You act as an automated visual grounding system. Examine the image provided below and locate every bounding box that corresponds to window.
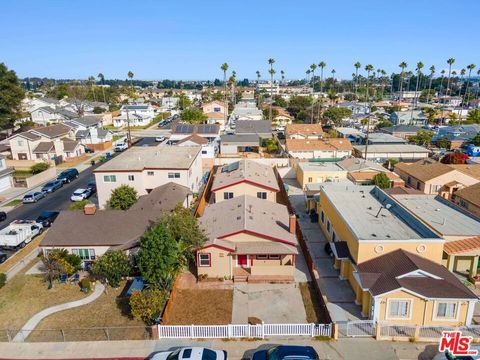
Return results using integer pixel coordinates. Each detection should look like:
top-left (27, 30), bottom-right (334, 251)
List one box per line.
top-left (388, 300), bottom-right (411, 319)
top-left (436, 302), bottom-right (457, 319)
top-left (416, 181), bottom-right (421, 190)
top-left (128, 175), bottom-right (135, 181)
top-left (308, 177), bottom-right (313, 183)
top-left (321, 211), bottom-right (325, 224)
top-left (223, 192), bottom-right (234, 200)
top-left (213, 107), bottom-right (221, 112)
top-left (256, 255), bottom-right (268, 260)
top-left (72, 248), bottom-right (96, 261)
top-left (147, 171), bottom-right (154, 176)
top-left (332, 231), bottom-right (336, 242)
top-left (168, 172), bottom-right (180, 179)
top-left (257, 192), bottom-right (267, 199)
top-left (103, 175), bottom-right (116, 182)
top-left (326, 220), bottom-right (331, 233)
top-left (407, 176), bottom-right (411, 185)
top-left (182, 349), bottom-right (192, 359)
top-left (199, 253), bottom-right (211, 267)
top-left (202, 150), bottom-right (207, 155)
top-left (269, 255), bottom-right (280, 260)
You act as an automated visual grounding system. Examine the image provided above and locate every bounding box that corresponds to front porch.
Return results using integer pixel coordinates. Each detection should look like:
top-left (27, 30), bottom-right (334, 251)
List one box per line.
top-left (444, 237), bottom-right (480, 285)
top-left (232, 266), bottom-right (294, 283)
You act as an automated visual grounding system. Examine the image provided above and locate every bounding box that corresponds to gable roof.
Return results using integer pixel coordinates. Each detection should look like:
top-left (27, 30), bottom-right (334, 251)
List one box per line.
top-left (357, 249), bottom-right (477, 299)
top-left (286, 138), bottom-right (353, 152)
top-left (448, 165), bottom-right (480, 181)
top-left (30, 124), bottom-right (72, 139)
top-left (338, 157), bottom-right (385, 172)
top-left (177, 134), bottom-right (209, 145)
top-left (32, 141), bottom-right (54, 154)
top-left (394, 159), bottom-right (454, 182)
top-left (63, 140), bottom-right (80, 152)
top-left (453, 182), bottom-right (480, 207)
top-left (211, 159), bottom-right (280, 192)
top-left (285, 124), bottom-right (324, 137)
top-left (381, 125), bottom-right (420, 134)
top-left (71, 116), bottom-right (101, 127)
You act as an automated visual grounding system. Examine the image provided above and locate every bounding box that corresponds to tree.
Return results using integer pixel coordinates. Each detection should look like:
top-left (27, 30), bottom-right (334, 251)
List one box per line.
top-left (426, 65), bottom-right (435, 103)
top-left (472, 133), bottom-right (480, 146)
top-left (318, 61), bottom-right (326, 93)
top-left (287, 95), bottom-right (312, 120)
top-left (263, 107), bottom-right (278, 119)
top-left (398, 62), bottom-right (408, 100)
top-left (463, 64), bottom-right (476, 107)
top-left (129, 289), bottom-right (165, 325)
top-left (41, 252), bottom-right (63, 288)
top-left (176, 93), bottom-right (192, 110)
top-left (423, 107), bottom-right (440, 124)
top-left (467, 109), bottom-right (480, 124)
top-left (436, 137), bottom-right (451, 149)
top-left (322, 107), bottom-right (352, 125)
top-left (409, 129), bottom-right (433, 146)
top-left (30, 162), bottom-right (49, 174)
top-left (412, 62), bottom-right (424, 110)
top-left (268, 58), bottom-right (276, 122)
top-left (180, 107), bottom-right (207, 124)
top-left (372, 173), bottom-right (391, 189)
top-left (108, 185), bottom-right (137, 210)
top-left (98, 72), bottom-right (107, 104)
top-left (0, 63), bottom-right (25, 128)
top-left (221, 63), bottom-right (229, 125)
top-left (91, 250), bottom-right (131, 287)
top-left (272, 95), bottom-right (287, 108)
top-left (441, 152), bottom-right (469, 164)
top-left (127, 71), bottom-right (134, 90)
top-left (445, 58), bottom-right (455, 101)
top-left (354, 62), bottom-right (361, 99)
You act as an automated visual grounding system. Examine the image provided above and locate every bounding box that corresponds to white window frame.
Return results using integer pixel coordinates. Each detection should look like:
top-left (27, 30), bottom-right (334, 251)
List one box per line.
top-left (198, 253), bottom-right (211, 267)
top-left (256, 255), bottom-right (268, 260)
top-left (433, 301), bottom-right (459, 322)
top-left (386, 298), bottom-right (413, 320)
top-left (103, 175), bottom-right (116, 182)
top-left (223, 192), bottom-right (234, 200)
top-left (168, 172), bottom-right (181, 179)
top-left (256, 192), bottom-right (267, 199)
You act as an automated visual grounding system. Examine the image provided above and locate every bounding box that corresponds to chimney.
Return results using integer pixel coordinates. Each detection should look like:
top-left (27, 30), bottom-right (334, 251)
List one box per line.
top-left (84, 203), bottom-right (97, 215)
top-left (289, 214), bottom-right (296, 234)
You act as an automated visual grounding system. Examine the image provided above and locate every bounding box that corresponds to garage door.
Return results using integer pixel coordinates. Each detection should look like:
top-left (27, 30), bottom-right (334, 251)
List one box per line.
top-left (0, 176), bottom-right (11, 192)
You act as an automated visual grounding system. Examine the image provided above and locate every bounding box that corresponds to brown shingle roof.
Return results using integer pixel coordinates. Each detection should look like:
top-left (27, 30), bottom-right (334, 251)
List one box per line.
top-left (177, 134), bottom-right (209, 145)
top-left (62, 140), bottom-right (80, 152)
top-left (31, 124), bottom-right (72, 139)
top-left (454, 183), bottom-right (480, 208)
top-left (357, 249), bottom-right (476, 299)
top-left (394, 159), bottom-right (454, 182)
top-left (32, 142), bottom-right (54, 153)
top-left (286, 124), bottom-right (324, 137)
top-left (448, 164), bottom-right (480, 181)
top-left (444, 236), bottom-right (480, 255)
top-left (286, 138), bottom-right (353, 152)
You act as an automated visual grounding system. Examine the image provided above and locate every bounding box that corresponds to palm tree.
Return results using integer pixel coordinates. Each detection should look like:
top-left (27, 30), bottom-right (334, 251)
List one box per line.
top-left (331, 69), bottom-right (336, 93)
top-left (231, 70), bottom-right (237, 105)
top-left (413, 62), bottom-right (424, 107)
top-left (256, 70), bottom-right (261, 83)
top-left (221, 63), bottom-right (229, 125)
top-left (306, 69), bottom-right (311, 83)
top-left (463, 64), bottom-right (476, 108)
top-left (97, 73), bottom-right (107, 104)
top-left (268, 58), bottom-right (275, 122)
top-left (398, 62), bottom-right (408, 101)
top-left (127, 71), bottom-right (134, 90)
top-left (354, 62), bottom-right (361, 100)
top-left (318, 61), bottom-right (326, 94)
top-left (280, 70), bottom-right (285, 84)
top-left (475, 69), bottom-right (480, 100)
top-left (310, 64), bottom-right (317, 122)
top-left (427, 66), bottom-right (435, 104)
top-left (446, 58), bottom-right (455, 98)
top-left (364, 64), bottom-right (374, 106)
top-left (380, 69), bottom-right (387, 99)
top-left (459, 68), bottom-right (466, 98)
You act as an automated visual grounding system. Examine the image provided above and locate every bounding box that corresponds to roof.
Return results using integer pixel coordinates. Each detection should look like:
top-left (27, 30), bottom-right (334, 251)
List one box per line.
top-left (394, 159), bottom-right (454, 182)
top-left (444, 236), bottom-right (480, 255)
top-left (357, 249), bottom-right (477, 299)
top-left (286, 138), bottom-right (353, 152)
top-left (30, 124), bottom-right (72, 139)
top-left (200, 195), bottom-right (297, 245)
top-left (234, 241), bottom-right (298, 255)
top-left (72, 116), bottom-right (101, 127)
top-left (383, 187), bottom-right (423, 195)
top-left (355, 133), bottom-right (407, 144)
top-left (235, 120), bottom-right (272, 135)
top-left (41, 183), bottom-right (190, 248)
top-left (381, 125), bottom-right (421, 134)
top-left (354, 144), bottom-right (430, 154)
top-left (338, 158), bottom-right (385, 172)
top-left (177, 134), bottom-right (208, 145)
top-left (32, 141), bottom-right (54, 153)
top-left (348, 170), bottom-right (399, 182)
top-left (14, 131), bottom-right (41, 141)
top-left (211, 159), bottom-right (280, 192)
top-left (297, 162), bottom-right (346, 173)
top-left (285, 124), bottom-right (324, 137)
top-left (392, 194), bottom-right (480, 237)
top-left (63, 140), bottom-right (80, 152)
top-left (334, 127), bottom-right (362, 136)
top-left (95, 146), bottom-right (201, 172)
top-left (454, 183), bottom-right (480, 208)
top-left (220, 134), bottom-right (260, 145)
top-left (205, 112), bottom-right (224, 120)
top-left (172, 123), bottom-right (219, 135)
top-left (448, 164), bottom-right (480, 181)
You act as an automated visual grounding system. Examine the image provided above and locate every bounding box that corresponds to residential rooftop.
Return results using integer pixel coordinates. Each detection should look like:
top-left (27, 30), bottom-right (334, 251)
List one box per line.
top-left (354, 144), bottom-right (430, 154)
top-left (297, 161), bottom-right (346, 173)
top-left (286, 138), bottom-right (353, 151)
top-left (394, 159), bottom-right (453, 182)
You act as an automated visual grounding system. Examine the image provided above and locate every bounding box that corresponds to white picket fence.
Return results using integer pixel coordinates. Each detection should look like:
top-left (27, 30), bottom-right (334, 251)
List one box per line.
top-left (157, 323), bottom-right (332, 339)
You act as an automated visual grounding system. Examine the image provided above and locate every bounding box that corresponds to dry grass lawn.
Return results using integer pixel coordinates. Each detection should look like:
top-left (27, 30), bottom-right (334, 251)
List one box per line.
top-left (164, 289), bottom-right (233, 325)
top-left (299, 282), bottom-right (329, 323)
top-left (0, 234), bottom-right (45, 273)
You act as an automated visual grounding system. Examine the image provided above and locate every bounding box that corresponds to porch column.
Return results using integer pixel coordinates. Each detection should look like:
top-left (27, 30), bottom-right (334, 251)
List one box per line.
top-left (447, 255), bottom-right (456, 272)
top-left (470, 256), bottom-right (479, 279)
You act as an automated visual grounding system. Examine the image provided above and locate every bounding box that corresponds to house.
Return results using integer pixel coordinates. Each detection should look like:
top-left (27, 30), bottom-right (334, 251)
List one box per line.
top-left (296, 162), bottom-right (347, 189)
top-left (256, 82), bottom-right (280, 95)
top-left (219, 134), bottom-right (260, 156)
top-left (394, 159), bottom-right (479, 195)
top-left (8, 124), bottom-right (83, 161)
top-left (390, 110), bottom-right (427, 126)
top-left (161, 97), bottom-right (179, 110)
top-left (235, 120), bottom-right (272, 139)
top-left (30, 107), bottom-right (78, 126)
top-left (205, 111), bottom-right (226, 126)
top-left (338, 157), bottom-right (404, 187)
top-left (452, 183), bottom-right (480, 217)
top-left (40, 183), bottom-right (192, 267)
top-left (0, 155), bottom-right (14, 192)
top-left (334, 127), bottom-right (362, 141)
top-left (120, 103), bottom-right (155, 120)
top-left (272, 108), bottom-right (293, 129)
top-left (112, 113), bottom-right (149, 128)
top-left (432, 124), bottom-right (480, 149)
top-left (380, 125), bottom-right (421, 140)
top-left (230, 101), bottom-right (263, 121)
top-left (195, 195), bottom-right (298, 282)
top-left (353, 144), bottom-right (431, 162)
top-left (351, 132), bottom-right (407, 145)
top-left (169, 124), bottom-right (220, 143)
top-left (285, 124), bottom-right (324, 139)
top-left (176, 134), bottom-right (217, 164)
top-left (285, 138), bottom-right (353, 160)
top-left (94, 146), bottom-right (202, 209)
top-left (211, 160), bottom-right (279, 203)
top-left (202, 101), bottom-right (225, 115)
top-left (64, 116), bottom-right (113, 149)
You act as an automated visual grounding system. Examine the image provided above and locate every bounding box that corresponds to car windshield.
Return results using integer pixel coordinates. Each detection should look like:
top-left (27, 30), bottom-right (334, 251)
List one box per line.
top-left (45, 182), bottom-right (54, 187)
top-left (201, 349), bottom-right (217, 360)
top-left (73, 190), bottom-right (85, 195)
top-left (24, 194), bottom-right (33, 198)
top-left (166, 349), bottom-right (181, 360)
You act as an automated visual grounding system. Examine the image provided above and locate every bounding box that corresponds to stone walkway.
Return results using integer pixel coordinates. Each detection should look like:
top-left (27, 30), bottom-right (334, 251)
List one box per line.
top-left (12, 283), bottom-right (105, 342)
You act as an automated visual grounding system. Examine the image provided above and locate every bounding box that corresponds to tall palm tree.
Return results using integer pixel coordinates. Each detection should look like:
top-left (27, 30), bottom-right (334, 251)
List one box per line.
top-left (221, 63), bottom-right (229, 125)
top-left (446, 58), bottom-right (455, 99)
top-left (354, 62), bottom-right (361, 100)
top-left (459, 68), bottom-right (466, 97)
top-left (256, 70), bottom-right (261, 83)
top-left (97, 73), bottom-right (107, 104)
top-left (364, 64), bottom-right (374, 106)
top-left (463, 64), bottom-right (476, 108)
top-left (280, 70), bottom-right (285, 84)
top-left (331, 69), bottom-right (336, 93)
top-left (380, 69), bottom-right (387, 99)
top-left (231, 70), bottom-right (237, 105)
top-left (310, 63), bottom-right (317, 122)
top-left (87, 76), bottom-right (97, 102)
top-left (306, 69), bottom-right (311, 83)
top-left (127, 71), bottom-right (134, 90)
top-left (398, 62), bottom-right (408, 101)
top-left (413, 62), bottom-right (424, 108)
top-left (318, 61), bottom-right (326, 93)
top-left (268, 58), bottom-right (275, 122)
top-left (475, 69), bottom-right (480, 100)
top-left (427, 66), bottom-right (435, 104)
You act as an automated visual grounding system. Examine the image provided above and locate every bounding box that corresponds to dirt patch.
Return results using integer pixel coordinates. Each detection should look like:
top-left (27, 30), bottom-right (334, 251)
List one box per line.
top-left (163, 289), bottom-right (233, 325)
top-left (299, 282), bottom-right (329, 323)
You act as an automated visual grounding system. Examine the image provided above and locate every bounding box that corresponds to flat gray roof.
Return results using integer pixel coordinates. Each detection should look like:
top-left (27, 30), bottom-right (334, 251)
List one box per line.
top-left (393, 195), bottom-right (480, 237)
top-left (354, 144), bottom-right (431, 153)
top-left (95, 146), bottom-right (200, 172)
top-left (220, 134), bottom-right (260, 145)
top-left (298, 162), bottom-right (347, 173)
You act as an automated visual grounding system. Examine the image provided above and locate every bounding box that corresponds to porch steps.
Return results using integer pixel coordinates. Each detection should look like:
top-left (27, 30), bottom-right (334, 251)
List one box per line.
top-left (233, 275), bottom-right (248, 282)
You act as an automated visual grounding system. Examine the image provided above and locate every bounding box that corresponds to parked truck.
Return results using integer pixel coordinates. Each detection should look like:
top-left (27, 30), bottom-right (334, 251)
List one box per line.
top-left (0, 220), bottom-right (43, 249)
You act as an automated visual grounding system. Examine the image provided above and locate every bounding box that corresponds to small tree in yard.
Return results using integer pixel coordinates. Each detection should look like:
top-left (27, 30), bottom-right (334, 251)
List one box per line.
top-left (372, 172), bottom-right (391, 189)
top-left (108, 185), bottom-right (137, 210)
top-left (91, 250), bottom-right (131, 287)
top-left (441, 152), bottom-right (469, 165)
top-left (30, 162), bottom-right (49, 174)
top-left (129, 289), bottom-right (165, 325)
top-left (68, 199), bottom-right (91, 210)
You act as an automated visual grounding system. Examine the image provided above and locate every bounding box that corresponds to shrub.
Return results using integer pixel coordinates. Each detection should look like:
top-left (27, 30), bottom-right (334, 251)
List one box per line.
top-left (30, 162), bottom-right (49, 175)
top-left (372, 172), bottom-right (391, 189)
top-left (0, 273), bottom-right (6, 288)
top-left (129, 289), bottom-right (165, 325)
top-left (108, 185), bottom-right (137, 210)
top-left (80, 278), bottom-right (91, 292)
top-left (64, 253), bottom-right (82, 272)
top-left (91, 250), bottom-right (131, 287)
top-left (69, 200), bottom-right (92, 210)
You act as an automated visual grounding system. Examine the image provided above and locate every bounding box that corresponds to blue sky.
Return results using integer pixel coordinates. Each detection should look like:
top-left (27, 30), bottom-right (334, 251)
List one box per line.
top-left (1, 0), bottom-right (478, 80)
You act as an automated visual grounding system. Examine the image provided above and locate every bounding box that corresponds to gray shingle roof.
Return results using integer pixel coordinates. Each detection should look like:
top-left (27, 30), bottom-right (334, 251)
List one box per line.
top-left (236, 120), bottom-right (272, 135)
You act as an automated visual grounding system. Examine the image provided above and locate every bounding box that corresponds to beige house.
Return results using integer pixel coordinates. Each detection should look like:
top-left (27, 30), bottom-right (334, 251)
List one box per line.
top-left (452, 183), bottom-right (480, 218)
top-left (211, 160), bottom-right (279, 203)
top-left (285, 138), bottom-right (353, 159)
top-left (338, 157), bottom-right (404, 187)
top-left (202, 101), bottom-right (226, 115)
top-left (94, 146), bottom-right (202, 209)
top-left (285, 124), bottom-right (324, 139)
top-left (195, 195), bottom-right (298, 282)
top-left (296, 162), bottom-right (347, 189)
top-left (394, 159), bottom-right (479, 196)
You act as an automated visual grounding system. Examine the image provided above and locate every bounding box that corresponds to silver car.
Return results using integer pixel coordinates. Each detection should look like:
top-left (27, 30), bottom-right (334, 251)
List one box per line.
top-left (22, 192), bottom-right (45, 204)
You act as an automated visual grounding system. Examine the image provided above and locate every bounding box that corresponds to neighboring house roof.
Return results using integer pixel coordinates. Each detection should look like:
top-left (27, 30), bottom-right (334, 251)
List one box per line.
top-left (30, 124), bottom-right (72, 139)
top-left (381, 125), bottom-right (421, 134)
top-left (71, 116), bottom-right (101, 127)
top-left (394, 159), bottom-right (455, 182)
top-left (13, 131), bottom-right (42, 141)
top-left (220, 134), bottom-right (260, 145)
top-left (56, 108), bottom-right (79, 119)
top-left (286, 138), bottom-right (353, 152)
top-left (448, 165), bottom-right (480, 181)
top-left (453, 182), bottom-right (480, 208)
top-left (41, 183), bottom-right (190, 248)
top-left (63, 140), bottom-right (80, 152)
top-left (338, 157), bottom-right (385, 172)
top-left (172, 123), bottom-right (220, 135)
top-left (200, 195), bottom-right (297, 246)
top-left (348, 170), bottom-right (400, 182)
top-left (357, 249), bottom-right (476, 299)
top-left (444, 236), bottom-right (480, 255)
top-left (211, 159), bottom-right (280, 192)
top-left (177, 134), bottom-right (209, 145)
top-left (354, 144), bottom-right (430, 154)
top-left (285, 124), bottom-right (324, 137)
top-left (383, 187), bottom-right (423, 196)
top-left (32, 141), bottom-right (54, 154)
top-left (205, 112), bottom-right (225, 120)
top-left (75, 130), bottom-right (89, 139)
top-left (235, 120), bottom-right (271, 135)
top-left (95, 146), bottom-right (201, 172)
top-left (203, 100), bottom-right (224, 107)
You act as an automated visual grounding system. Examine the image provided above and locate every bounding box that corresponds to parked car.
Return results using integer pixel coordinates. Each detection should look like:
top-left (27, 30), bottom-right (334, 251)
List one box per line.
top-left (41, 179), bottom-right (63, 193)
top-left (114, 142), bottom-right (128, 152)
top-left (0, 250), bottom-right (7, 264)
top-left (87, 180), bottom-right (96, 194)
top-left (0, 220), bottom-right (44, 249)
top-left (36, 211), bottom-right (59, 227)
top-left (57, 168), bottom-right (79, 184)
top-left (252, 346), bottom-right (319, 360)
top-left (0, 211), bottom-right (6, 222)
top-left (84, 147), bottom-right (95, 154)
top-left (70, 188), bottom-right (92, 201)
top-left (151, 347), bottom-right (227, 360)
top-left (22, 192), bottom-right (46, 204)
top-left (155, 136), bottom-right (166, 142)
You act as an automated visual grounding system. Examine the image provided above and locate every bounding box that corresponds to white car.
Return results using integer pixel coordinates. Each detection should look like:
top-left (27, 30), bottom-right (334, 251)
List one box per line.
top-left (70, 188), bottom-right (91, 202)
top-left (155, 136), bottom-right (166, 142)
top-left (114, 142), bottom-right (128, 152)
top-left (151, 347), bottom-right (227, 360)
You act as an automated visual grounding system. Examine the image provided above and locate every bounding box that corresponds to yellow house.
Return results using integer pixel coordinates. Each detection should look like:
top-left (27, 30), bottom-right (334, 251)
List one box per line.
top-left (295, 162), bottom-right (348, 189)
top-left (211, 160), bottom-right (279, 203)
top-left (195, 195), bottom-right (298, 282)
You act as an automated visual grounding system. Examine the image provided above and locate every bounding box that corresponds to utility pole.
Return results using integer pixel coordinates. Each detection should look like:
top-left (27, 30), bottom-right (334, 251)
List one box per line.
top-left (126, 107), bottom-right (132, 147)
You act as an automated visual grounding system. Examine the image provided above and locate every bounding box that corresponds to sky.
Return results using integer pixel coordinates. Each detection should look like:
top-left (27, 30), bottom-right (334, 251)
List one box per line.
top-left (1, 0), bottom-right (479, 81)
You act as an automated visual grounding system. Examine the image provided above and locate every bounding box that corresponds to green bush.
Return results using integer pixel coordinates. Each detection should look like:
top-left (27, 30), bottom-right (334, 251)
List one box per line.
top-left (68, 200), bottom-right (92, 210)
top-left (91, 250), bottom-right (131, 287)
top-left (30, 162), bottom-right (49, 175)
top-left (129, 289), bottom-right (164, 325)
top-left (108, 185), bottom-right (138, 210)
top-left (80, 278), bottom-right (91, 292)
top-left (0, 273), bottom-right (6, 288)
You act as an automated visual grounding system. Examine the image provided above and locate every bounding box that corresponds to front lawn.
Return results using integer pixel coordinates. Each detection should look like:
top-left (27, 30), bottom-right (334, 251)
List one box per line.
top-left (3, 199), bottom-right (22, 207)
top-left (163, 289), bottom-right (233, 325)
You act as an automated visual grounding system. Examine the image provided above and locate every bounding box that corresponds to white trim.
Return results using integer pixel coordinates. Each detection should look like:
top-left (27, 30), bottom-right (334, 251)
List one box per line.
top-left (432, 300), bottom-right (460, 322)
top-left (397, 270), bottom-right (443, 280)
top-left (374, 286), bottom-right (475, 302)
top-left (385, 298), bottom-right (413, 321)
top-left (466, 300), bottom-right (476, 326)
top-left (359, 238), bottom-right (444, 244)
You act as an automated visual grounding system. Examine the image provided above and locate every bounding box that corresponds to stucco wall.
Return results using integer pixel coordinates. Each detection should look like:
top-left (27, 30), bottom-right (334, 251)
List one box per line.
top-left (213, 182), bottom-right (277, 203)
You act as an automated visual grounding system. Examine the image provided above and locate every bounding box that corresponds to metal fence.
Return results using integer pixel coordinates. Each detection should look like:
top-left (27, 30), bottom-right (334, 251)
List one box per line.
top-left (346, 320), bottom-right (376, 337)
top-left (157, 323), bottom-right (332, 339)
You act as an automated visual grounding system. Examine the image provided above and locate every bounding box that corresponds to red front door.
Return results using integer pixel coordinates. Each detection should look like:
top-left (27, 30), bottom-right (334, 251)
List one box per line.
top-left (237, 255), bottom-right (248, 267)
